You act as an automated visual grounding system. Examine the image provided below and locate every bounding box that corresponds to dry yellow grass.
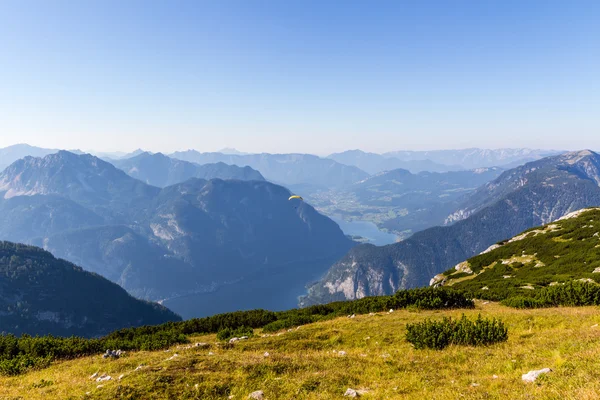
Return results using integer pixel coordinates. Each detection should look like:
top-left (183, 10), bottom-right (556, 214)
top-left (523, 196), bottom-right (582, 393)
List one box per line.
top-left (3, 302), bottom-right (600, 399)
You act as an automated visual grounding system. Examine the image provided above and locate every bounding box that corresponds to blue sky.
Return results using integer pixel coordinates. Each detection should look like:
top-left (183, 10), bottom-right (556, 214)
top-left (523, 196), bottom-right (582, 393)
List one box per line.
top-left (0, 0), bottom-right (598, 154)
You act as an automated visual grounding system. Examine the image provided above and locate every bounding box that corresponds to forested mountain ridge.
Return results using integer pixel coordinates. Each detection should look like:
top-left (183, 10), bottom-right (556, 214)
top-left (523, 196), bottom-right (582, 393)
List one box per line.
top-left (0, 241), bottom-right (180, 337)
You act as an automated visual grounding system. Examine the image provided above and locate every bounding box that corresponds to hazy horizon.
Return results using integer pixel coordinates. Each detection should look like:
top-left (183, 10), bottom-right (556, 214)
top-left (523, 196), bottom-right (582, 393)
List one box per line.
top-left (1, 1), bottom-right (598, 154)
top-left (0, 141), bottom-right (577, 158)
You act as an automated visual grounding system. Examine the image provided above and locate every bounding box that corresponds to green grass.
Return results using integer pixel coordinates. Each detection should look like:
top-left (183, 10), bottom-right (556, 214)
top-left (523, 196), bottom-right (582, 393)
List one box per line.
top-left (3, 303), bottom-right (600, 399)
top-left (0, 287), bottom-right (473, 376)
top-left (440, 208), bottom-right (600, 301)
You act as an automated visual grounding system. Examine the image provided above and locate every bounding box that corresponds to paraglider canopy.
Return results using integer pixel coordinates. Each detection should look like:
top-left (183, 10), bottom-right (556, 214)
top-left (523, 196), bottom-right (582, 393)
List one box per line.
top-left (288, 195), bottom-right (303, 201)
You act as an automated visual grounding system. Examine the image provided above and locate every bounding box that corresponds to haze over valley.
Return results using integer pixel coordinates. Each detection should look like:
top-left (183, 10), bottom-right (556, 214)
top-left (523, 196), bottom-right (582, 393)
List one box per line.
top-left (1, 2), bottom-right (599, 398)
top-left (1, 143), bottom-right (597, 319)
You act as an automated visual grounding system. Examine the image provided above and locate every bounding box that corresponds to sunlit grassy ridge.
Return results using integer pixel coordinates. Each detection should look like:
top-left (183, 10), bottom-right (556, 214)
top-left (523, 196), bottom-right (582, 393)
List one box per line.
top-left (436, 208), bottom-right (600, 300)
top-left (3, 303), bottom-right (600, 399)
top-left (0, 287), bottom-right (472, 376)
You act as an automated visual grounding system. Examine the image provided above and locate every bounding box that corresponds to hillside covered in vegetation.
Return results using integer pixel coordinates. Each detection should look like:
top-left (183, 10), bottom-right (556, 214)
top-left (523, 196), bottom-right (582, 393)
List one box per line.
top-left (3, 252), bottom-right (600, 398)
top-left (432, 208), bottom-right (600, 301)
top-left (3, 303), bottom-right (600, 399)
top-left (0, 242), bottom-right (181, 338)
top-left (0, 287), bottom-right (473, 376)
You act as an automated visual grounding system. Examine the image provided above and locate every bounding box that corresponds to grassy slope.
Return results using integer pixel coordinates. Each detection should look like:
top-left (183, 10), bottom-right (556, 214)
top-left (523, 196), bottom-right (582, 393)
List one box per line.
top-left (436, 208), bottom-right (600, 298)
top-left (3, 303), bottom-right (600, 399)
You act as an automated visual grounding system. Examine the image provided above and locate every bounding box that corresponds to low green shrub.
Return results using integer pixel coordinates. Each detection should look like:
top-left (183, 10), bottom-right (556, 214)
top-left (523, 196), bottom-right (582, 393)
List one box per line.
top-left (393, 287), bottom-right (475, 310)
top-left (321, 287), bottom-right (474, 317)
top-left (502, 281), bottom-right (600, 309)
top-left (535, 281), bottom-right (600, 306)
top-left (501, 296), bottom-right (546, 308)
top-left (216, 326), bottom-right (254, 341)
top-left (406, 314), bottom-right (508, 350)
top-left (262, 315), bottom-right (316, 333)
top-left (0, 354), bottom-right (51, 376)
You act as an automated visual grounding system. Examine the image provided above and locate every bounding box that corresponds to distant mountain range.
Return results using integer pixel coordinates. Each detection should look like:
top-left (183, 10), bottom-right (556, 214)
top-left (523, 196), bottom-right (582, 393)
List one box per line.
top-left (218, 148), bottom-right (250, 155)
top-left (90, 148), bottom-right (147, 160)
top-left (110, 152), bottom-right (265, 187)
top-left (1, 144), bottom-right (565, 179)
top-left (168, 150), bottom-right (370, 191)
top-left (302, 150), bottom-right (600, 306)
top-left (327, 150), bottom-right (462, 174)
top-left (0, 151), bottom-right (353, 318)
top-left (0, 144), bottom-right (60, 172)
top-left (0, 241), bottom-right (180, 337)
top-left (384, 148), bottom-right (563, 170)
top-left (1, 143), bottom-right (597, 320)
top-left (328, 148), bottom-right (563, 175)
top-left (307, 167), bottom-right (503, 237)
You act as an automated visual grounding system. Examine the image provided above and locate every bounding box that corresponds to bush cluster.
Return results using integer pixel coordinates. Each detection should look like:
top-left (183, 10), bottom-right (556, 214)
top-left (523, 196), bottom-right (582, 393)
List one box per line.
top-left (262, 315), bottom-right (315, 333)
top-left (500, 296), bottom-right (546, 308)
top-left (502, 281), bottom-right (600, 308)
top-left (0, 286), bottom-right (472, 375)
top-left (405, 314), bottom-right (508, 350)
top-left (265, 287), bottom-right (473, 333)
top-left (0, 330), bottom-right (187, 375)
top-left (216, 326), bottom-right (254, 341)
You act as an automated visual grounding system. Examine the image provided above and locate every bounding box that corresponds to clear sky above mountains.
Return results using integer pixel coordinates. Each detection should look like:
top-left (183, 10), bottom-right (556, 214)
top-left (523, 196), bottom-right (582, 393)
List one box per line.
top-left (1, 0), bottom-right (598, 154)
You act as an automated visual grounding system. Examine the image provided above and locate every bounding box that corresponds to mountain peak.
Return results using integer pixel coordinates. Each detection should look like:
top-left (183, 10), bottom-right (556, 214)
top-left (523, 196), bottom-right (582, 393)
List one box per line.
top-left (110, 153), bottom-right (265, 187)
top-left (0, 144), bottom-right (60, 172)
top-left (560, 149), bottom-right (597, 162)
top-left (169, 151), bottom-right (369, 188)
top-left (3, 143), bottom-right (38, 150)
top-left (15, 150), bottom-right (110, 171)
top-left (0, 151), bottom-right (158, 212)
top-left (132, 151), bottom-right (163, 159)
top-left (55, 149), bottom-right (85, 159)
top-left (218, 148), bottom-right (248, 155)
